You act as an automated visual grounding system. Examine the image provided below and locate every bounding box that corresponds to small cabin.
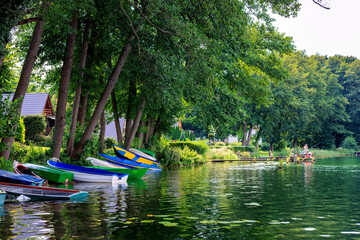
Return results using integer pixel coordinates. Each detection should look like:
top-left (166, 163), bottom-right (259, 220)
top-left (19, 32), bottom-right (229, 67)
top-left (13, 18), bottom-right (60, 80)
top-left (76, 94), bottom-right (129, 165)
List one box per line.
top-left (2, 93), bottom-right (55, 135)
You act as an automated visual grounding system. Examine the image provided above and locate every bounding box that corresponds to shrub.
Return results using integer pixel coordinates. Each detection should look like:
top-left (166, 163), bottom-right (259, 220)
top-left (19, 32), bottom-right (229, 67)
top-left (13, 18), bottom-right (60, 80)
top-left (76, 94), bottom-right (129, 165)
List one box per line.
top-left (15, 117), bottom-right (26, 143)
top-left (342, 136), bottom-right (358, 150)
top-left (230, 145), bottom-right (256, 153)
top-left (9, 141), bottom-right (27, 162)
top-left (154, 144), bottom-right (181, 167)
top-left (104, 137), bottom-right (117, 149)
top-left (206, 147), bottom-right (238, 160)
top-left (23, 115), bottom-right (46, 142)
top-left (169, 140), bottom-right (209, 155)
top-left (176, 146), bottom-right (204, 165)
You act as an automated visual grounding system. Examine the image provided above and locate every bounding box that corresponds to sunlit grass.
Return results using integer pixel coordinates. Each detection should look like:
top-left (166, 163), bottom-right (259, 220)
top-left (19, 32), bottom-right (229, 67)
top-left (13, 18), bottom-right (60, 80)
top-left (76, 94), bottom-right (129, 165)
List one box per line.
top-left (206, 147), bottom-right (238, 160)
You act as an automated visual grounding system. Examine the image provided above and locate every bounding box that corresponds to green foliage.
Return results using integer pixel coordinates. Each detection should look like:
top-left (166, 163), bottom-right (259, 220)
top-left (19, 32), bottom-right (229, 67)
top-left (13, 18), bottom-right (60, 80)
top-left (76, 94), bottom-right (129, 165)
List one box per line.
top-left (208, 133), bottom-right (215, 140)
top-left (0, 157), bottom-right (13, 172)
top-left (154, 144), bottom-right (181, 167)
top-left (9, 141), bottom-right (50, 165)
top-left (0, 93), bottom-right (21, 152)
top-left (230, 145), bottom-right (256, 153)
top-left (23, 115), bottom-right (46, 142)
top-left (206, 147), bottom-right (238, 160)
top-left (104, 137), bottom-right (117, 149)
top-left (342, 136), bottom-right (358, 150)
top-left (311, 149), bottom-right (353, 158)
top-left (168, 126), bottom-right (195, 141)
top-left (15, 116), bottom-right (26, 143)
top-left (169, 140), bottom-right (209, 155)
top-left (175, 146), bottom-right (204, 165)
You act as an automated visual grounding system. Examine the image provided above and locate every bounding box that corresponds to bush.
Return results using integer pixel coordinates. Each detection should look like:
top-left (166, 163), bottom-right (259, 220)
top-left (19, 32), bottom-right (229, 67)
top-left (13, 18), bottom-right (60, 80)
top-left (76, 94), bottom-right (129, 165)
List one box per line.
top-left (23, 115), bottom-right (46, 142)
top-left (230, 145), bottom-right (256, 153)
top-left (169, 140), bottom-right (209, 155)
top-left (154, 144), bottom-right (181, 167)
top-left (15, 117), bottom-right (26, 143)
top-left (206, 147), bottom-right (238, 160)
top-left (104, 137), bottom-right (117, 149)
top-left (176, 146), bottom-right (204, 165)
top-left (342, 136), bottom-right (358, 150)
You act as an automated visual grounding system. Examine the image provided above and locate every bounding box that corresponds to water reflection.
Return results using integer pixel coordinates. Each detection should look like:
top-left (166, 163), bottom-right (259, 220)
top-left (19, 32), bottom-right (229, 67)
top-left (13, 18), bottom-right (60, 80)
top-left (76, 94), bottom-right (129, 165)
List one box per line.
top-left (1, 158), bottom-right (360, 238)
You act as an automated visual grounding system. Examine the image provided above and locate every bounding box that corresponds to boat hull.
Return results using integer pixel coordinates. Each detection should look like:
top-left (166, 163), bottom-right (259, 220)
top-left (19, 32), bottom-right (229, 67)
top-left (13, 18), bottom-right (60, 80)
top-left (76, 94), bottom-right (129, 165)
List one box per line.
top-left (88, 166), bottom-right (148, 179)
top-left (0, 169), bottom-right (44, 186)
top-left (0, 182), bottom-right (88, 201)
top-left (99, 153), bottom-right (161, 171)
top-left (86, 157), bottom-right (124, 168)
top-left (113, 145), bottom-right (160, 166)
top-left (23, 163), bottom-right (74, 183)
top-left (47, 160), bottom-right (128, 183)
top-left (0, 192), bottom-right (5, 205)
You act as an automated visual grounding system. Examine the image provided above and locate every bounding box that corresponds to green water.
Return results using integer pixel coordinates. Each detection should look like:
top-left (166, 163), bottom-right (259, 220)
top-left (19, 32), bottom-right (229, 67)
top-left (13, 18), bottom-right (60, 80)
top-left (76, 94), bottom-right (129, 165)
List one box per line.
top-left (1, 157), bottom-right (360, 239)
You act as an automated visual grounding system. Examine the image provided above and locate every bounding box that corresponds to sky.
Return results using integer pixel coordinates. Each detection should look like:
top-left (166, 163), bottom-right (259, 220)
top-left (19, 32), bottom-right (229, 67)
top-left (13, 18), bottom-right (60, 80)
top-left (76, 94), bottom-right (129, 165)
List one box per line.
top-left (272, 0), bottom-right (360, 58)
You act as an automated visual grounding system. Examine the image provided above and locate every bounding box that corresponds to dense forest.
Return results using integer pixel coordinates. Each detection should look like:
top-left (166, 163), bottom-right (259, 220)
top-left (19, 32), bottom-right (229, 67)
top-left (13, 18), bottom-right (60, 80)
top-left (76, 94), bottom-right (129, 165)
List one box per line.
top-left (1, 0), bottom-right (359, 164)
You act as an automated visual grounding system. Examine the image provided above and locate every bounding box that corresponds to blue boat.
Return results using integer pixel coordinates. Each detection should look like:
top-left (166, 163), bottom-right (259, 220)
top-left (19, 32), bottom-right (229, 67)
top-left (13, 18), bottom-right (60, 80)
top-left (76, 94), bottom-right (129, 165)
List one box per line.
top-left (99, 153), bottom-right (162, 171)
top-left (47, 160), bottom-right (129, 183)
top-left (0, 169), bottom-right (44, 186)
top-left (0, 191), bottom-right (5, 205)
top-left (113, 145), bottom-right (160, 166)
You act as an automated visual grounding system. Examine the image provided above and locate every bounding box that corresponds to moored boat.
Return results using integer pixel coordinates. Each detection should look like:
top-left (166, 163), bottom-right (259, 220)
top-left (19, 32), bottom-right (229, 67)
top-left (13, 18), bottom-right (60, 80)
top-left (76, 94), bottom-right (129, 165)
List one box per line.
top-left (22, 163), bottom-right (74, 183)
top-left (0, 169), bottom-right (44, 186)
top-left (0, 191), bottom-right (5, 205)
top-left (136, 149), bottom-right (156, 159)
top-left (86, 157), bottom-right (123, 168)
top-left (13, 160), bottom-right (41, 178)
top-left (113, 145), bottom-right (160, 166)
top-left (99, 153), bottom-right (162, 171)
top-left (130, 148), bottom-right (156, 161)
top-left (47, 160), bottom-right (129, 183)
top-left (0, 182), bottom-right (88, 201)
top-left (86, 161), bottom-right (148, 179)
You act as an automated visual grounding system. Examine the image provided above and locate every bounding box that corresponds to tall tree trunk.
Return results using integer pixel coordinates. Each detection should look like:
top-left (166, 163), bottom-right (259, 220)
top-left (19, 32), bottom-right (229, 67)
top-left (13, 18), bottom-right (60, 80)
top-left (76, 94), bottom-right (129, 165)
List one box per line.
top-left (99, 110), bottom-right (106, 153)
top-left (111, 91), bottom-right (123, 144)
top-left (0, 42), bottom-right (6, 72)
top-left (152, 117), bottom-right (161, 139)
top-left (270, 143), bottom-right (274, 152)
top-left (144, 119), bottom-right (151, 145)
top-left (125, 78), bottom-right (136, 139)
top-left (241, 120), bottom-right (247, 146)
top-left (70, 34), bottom-right (136, 159)
top-left (246, 124), bottom-right (253, 146)
top-left (255, 126), bottom-right (262, 151)
top-left (146, 116), bottom-right (156, 144)
top-left (136, 119), bottom-right (145, 148)
top-left (125, 119), bottom-right (133, 141)
top-left (0, 20), bottom-right (44, 160)
top-left (78, 92), bottom-right (89, 127)
top-left (124, 98), bottom-right (146, 149)
top-left (66, 20), bottom-right (90, 155)
top-left (52, 13), bottom-right (78, 159)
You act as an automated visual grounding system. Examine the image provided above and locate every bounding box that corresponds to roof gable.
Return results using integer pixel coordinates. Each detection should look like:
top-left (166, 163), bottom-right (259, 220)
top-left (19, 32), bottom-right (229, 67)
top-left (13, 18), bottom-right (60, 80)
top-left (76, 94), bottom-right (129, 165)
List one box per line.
top-left (2, 93), bottom-right (54, 116)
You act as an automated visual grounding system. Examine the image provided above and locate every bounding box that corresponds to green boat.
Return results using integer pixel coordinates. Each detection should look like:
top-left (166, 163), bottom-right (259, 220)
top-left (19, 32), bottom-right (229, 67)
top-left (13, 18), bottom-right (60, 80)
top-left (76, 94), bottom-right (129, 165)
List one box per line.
top-left (87, 166), bottom-right (148, 179)
top-left (22, 163), bottom-right (74, 183)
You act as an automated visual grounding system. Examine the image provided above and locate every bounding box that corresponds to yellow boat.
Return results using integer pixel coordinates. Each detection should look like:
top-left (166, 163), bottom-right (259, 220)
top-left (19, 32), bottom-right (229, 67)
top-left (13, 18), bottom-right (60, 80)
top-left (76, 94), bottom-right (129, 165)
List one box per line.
top-left (113, 145), bottom-right (159, 166)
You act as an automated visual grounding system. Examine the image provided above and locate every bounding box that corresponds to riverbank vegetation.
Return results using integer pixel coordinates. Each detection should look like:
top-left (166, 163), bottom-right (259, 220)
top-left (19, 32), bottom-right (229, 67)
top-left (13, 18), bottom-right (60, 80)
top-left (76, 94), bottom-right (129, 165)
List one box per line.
top-left (1, 1), bottom-right (359, 169)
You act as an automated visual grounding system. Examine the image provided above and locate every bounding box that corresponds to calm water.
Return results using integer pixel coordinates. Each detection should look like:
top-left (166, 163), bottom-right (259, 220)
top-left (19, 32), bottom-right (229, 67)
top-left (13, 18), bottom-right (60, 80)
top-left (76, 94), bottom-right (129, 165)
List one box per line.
top-left (1, 157), bottom-right (360, 239)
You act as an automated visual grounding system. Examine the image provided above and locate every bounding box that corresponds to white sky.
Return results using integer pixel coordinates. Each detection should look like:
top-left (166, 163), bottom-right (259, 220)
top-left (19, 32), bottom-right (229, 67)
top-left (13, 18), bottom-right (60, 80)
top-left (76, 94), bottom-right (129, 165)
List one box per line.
top-left (272, 0), bottom-right (360, 58)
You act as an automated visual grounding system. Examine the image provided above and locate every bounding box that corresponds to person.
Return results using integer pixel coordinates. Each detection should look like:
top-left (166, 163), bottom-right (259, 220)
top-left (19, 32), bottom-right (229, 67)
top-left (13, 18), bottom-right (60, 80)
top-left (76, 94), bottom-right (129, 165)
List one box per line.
top-left (269, 150), bottom-right (273, 157)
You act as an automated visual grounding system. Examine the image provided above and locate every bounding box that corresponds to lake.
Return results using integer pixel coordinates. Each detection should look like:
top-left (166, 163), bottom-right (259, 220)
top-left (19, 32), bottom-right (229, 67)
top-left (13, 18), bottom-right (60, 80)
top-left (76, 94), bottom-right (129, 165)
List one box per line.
top-left (1, 157), bottom-right (360, 239)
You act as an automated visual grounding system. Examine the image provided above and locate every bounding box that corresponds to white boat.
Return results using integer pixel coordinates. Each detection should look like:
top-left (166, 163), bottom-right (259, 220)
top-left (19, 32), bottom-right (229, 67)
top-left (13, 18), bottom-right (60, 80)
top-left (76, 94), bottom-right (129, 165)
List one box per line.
top-left (129, 148), bottom-right (157, 161)
top-left (47, 160), bottom-right (128, 183)
top-left (86, 157), bottom-right (124, 168)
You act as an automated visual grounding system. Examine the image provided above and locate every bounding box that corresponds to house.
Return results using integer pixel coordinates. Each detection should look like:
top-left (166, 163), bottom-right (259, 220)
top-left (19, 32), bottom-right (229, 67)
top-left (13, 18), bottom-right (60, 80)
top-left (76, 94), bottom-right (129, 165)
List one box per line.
top-left (2, 93), bottom-right (55, 134)
top-left (105, 118), bottom-right (126, 139)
